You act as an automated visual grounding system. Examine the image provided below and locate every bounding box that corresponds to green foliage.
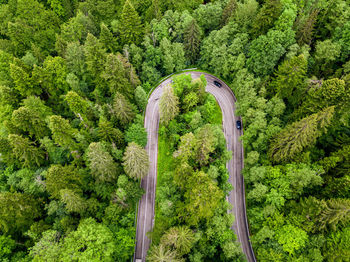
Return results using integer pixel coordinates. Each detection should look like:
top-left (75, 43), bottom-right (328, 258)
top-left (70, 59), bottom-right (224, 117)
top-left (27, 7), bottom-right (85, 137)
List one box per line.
top-left (184, 19), bottom-right (201, 64)
top-left (0, 192), bottom-right (41, 235)
top-left (125, 122), bottom-right (147, 147)
top-left (159, 85), bottom-right (180, 125)
top-left (8, 134), bottom-right (44, 167)
top-left (276, 224), bottom-right (308, 255)
top-left (122, 142), bottom-right (150, 180)
top-left (48, 115), bottom-right (78, 151)
top-left (86, 142), bottom-right (118, 183)
top-left (0, 235), bottom-right (15, 260)
top-left (119, 0), bottom-right (143, 46)
top-left (269, 106), bottom-right (335, 162)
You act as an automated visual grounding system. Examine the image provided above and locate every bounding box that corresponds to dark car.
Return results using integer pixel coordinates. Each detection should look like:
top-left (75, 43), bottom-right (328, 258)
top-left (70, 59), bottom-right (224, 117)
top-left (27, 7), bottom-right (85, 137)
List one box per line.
top-left (214, 80), bottom-right (222, 87)
top-left (236, 120), bottom-right (242, 130)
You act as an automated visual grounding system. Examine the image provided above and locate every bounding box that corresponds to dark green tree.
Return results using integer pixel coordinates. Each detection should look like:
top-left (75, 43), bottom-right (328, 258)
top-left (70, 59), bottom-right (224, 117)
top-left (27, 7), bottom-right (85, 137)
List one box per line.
top-left (184, 19), bottom-right (201, 64)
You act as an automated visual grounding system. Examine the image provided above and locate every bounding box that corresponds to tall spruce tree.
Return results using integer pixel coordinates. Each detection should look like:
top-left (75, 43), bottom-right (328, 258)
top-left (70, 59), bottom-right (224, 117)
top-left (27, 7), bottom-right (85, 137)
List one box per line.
top-left (119, 0), bottom-right (143, 46)
top-left (159, 85), bottom-right (179, 126)
top-left (184, 19), bottom-right (201, 64)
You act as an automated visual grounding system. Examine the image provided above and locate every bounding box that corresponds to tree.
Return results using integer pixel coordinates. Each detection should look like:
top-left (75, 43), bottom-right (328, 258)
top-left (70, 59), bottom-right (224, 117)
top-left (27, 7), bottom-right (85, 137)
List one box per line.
top-left (276, 224), bottom-right (308, 255)
top-left (247, 29), bottom-right (295, 76)
top-left (159, 85), bottom-right (179, 126)
top-left (113, 92), bottom-right (136, 124)
top-left (45, 164), bottom-right (83, 199)
top-left (84, 33), bottom-right (106, 84)
top-left (193, 2), bottom-right (222, 33)
top-left (8, 134), bottom-right (44, 167)
top-left (102, 53), bottom-right (134, 99)
top-left (269, 106), bottom-right (335, 162)
top-left (48, 115), bottom-right (78, 151)
top-left (270, 55), bottom-right (308, 107)
top-left (250, 0), bottom-right (283, 37)
top-left (184, 19), bottom-right (201, 64)
top-left (195, 124), bottom-right (217, 166)
top-left (60, 189), bottom-right (87, 214)
top-left (87, 142), bottom-right (118, 183)
top-left (221, 0), bottom-right (237, 26)
top-left (319, 199), bottom-right (350, 231)
top-left (125, 123), bottom-right (148, 147)
top-left (97, 118), bottom-right (124, 146)
top-left (0, 192), bottom-right (41, 235)
top-left (147, 244), bottom-right (183, 262)
top-left (119, 0), bottom-right (143, 46)
top-left (61, 218), bottom-right (116, 262)
top-left (0, 235), bottom-right (16, 261)
top-left (161, 226), bottom-right (195, 256)
top-left (29, 230), bottom-right (62, 262)
top-left (99, 23), bottom-right (118, 53)
top-left (122, 142), bottom-right (150, 180)
top-left (184, 171), bottom-right (223, 225)
top-left (64, 91), bottom-right (89, 117)
top-left (33, 56), bottom-right (69, 100)
top-left (173, 132), bottom-right (197, 162)
top-left (135, 86), bottom-right (148, 111)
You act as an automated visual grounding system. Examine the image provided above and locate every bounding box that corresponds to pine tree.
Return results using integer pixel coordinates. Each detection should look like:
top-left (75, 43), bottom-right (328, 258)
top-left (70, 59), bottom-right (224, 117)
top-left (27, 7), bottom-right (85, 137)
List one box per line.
top-left (113, 92), bottom-right (136, 125)
top-left (98, 118), bottom-right (124, 146)
top-left (184, 19), bottom-right (201, 64)
top-left (269, 106), bottom-right (335, 163)
top-left (119, 0), bottom-right (143, 46)
top-left (161, 226), bottom-right (195, 256)
top-left (147, 244), bottom-right (182, 262)
top-left (122, 142), bottom-right (150, 180)
top-left (87, 142), bottom-right (118, 183)
top-left (8, 134), bottom-right (44, 167)
top-left (195, 125), bottom-right (217, 166)
top-left (295, 9), bottom-right (319, 46)
top-left (159, 85), bottom-right (179, 126)
top-left (319, 199), bottom-right (350, 230)
top-left (99, 23), bottom-right (118, 53)
top-left (48, 115), bottom-right (78, 151)
top-left (45, 164), bottom-right (83, 199)
top-left (102, 53), bottom-right (133, 98)
top-left (84, 33), bottom-right (106, 83)
top-left (221, 0), bottom-right (237, 26)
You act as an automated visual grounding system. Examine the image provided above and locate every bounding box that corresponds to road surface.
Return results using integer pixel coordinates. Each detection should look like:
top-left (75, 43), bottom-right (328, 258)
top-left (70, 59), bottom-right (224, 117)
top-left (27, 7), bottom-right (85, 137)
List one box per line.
top-left (134, 72), bottom-right (256, 262)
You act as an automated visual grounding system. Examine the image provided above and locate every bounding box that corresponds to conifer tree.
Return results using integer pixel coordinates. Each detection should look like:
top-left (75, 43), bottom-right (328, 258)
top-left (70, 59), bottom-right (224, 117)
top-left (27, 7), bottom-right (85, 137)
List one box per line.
top-left (113, 92), bottom-right (136, 125)
top-left (119, 0), bottom-right (143, 46)
top-left (270, 55), bottom-right (308, 108)
top-left (0, 192), bottom-right (41, 235)
top-left (221, 0), bottom-right (237, 26)
top-left (319, 199), bottom-right (350, 231)
top-left (98, 118), bottom-right (124, 146)
top-left (161, 226), bottom-right (195, 256)
top-left (99, 23), bottom-right (118, 53)
top-left (87, 142), bottom-right (118, 183)
top-left (159, 85), bottom-right (179, 126)
top-left (184, 19), bottom-right (201, 64)
top-left (8, 134), bottom-right (44, 167)
top-left (147, 244), bottom-right (182, 262)
top-left (269, 106), bottom-right (335, 162)
top-left (48, 115), bottom-right (78, 151)
top-left (84, 33), bottom-right (106, 83)
top-left (122, 142), bottom-right (150, 180)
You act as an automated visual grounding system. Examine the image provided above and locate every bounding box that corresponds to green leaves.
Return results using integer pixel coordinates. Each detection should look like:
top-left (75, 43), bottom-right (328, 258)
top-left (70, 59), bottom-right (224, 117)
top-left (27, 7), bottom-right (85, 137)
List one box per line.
top-left (122, 142), bottom-right (150, 180)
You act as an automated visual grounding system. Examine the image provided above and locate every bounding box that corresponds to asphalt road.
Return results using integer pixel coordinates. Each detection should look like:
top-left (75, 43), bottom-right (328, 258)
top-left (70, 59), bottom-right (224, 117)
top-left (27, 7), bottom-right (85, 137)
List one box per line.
top-left (134, 72), bottom-right (256, 262)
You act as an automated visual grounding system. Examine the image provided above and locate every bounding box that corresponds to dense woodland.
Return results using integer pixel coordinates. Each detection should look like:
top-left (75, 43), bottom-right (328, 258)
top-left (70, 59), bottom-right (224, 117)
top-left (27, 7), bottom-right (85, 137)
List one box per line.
top-left (0, 0), bottom-right (349, 261)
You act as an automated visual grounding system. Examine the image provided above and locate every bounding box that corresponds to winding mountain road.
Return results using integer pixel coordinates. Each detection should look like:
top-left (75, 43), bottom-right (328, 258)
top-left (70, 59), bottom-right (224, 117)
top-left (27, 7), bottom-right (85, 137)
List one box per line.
top-left (134, 72), bottom-right (256, 262)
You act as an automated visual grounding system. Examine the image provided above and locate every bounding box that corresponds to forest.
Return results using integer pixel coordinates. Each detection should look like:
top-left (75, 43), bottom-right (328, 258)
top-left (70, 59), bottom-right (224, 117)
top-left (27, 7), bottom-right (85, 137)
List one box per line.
top-left (0, 0), bottom-right (349, 261)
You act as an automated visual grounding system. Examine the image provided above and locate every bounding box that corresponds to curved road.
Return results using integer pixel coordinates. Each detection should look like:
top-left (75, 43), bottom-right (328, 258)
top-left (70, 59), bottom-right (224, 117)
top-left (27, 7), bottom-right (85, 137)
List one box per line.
top-left (134, 72), bottom-right (256, 262)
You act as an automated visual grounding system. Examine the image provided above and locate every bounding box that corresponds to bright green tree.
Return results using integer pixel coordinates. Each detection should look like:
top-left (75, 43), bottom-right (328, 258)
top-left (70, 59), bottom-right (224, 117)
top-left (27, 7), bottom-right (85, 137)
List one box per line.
top-left (48, 115), bottom-right (78, 151)
top-left (119, 0), bottom-right (143, 46)
top-left (8, 134), bottom-right (44, 167)
top-left (45, 164), bottom-right (83, 199)
top-left (276, 224), bottom-right (308, 255)
top-left (122, 142), bottom-right (150, 180)
top-left (161, 226), bottom-right (195, 256)
top-left (113, 93), bottom-right (136, 124)
top-left (159, 85), bottom-right (179, 126)
top-left (87, 142), bottom-right (118, 183)
top-left (125, 123), bottom-right (147, 147)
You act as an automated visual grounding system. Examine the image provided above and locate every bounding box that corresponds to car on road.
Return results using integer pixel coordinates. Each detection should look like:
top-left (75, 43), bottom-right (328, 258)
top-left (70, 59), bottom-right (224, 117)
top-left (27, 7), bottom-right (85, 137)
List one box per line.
top-left (236, 120), bottom-right (242, 130)
top-left (214, 80), bottom-right (222, 87)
